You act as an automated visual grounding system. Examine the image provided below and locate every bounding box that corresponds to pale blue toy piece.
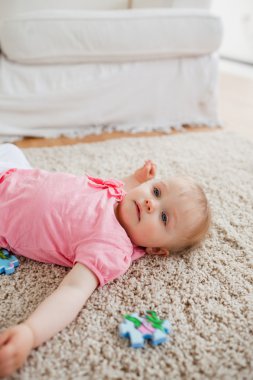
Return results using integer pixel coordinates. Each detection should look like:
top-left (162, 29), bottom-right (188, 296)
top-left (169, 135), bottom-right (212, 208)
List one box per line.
top-left (119, 319), bottom-right (144, 348)
top-left (162, 320), bottom-right (172, 334)
top-left (151, 320), bottom-right (172, 345)
top-left (151, 329), bottom-right (168, 346)
top-left (0, 248), bottom-right (19, 275)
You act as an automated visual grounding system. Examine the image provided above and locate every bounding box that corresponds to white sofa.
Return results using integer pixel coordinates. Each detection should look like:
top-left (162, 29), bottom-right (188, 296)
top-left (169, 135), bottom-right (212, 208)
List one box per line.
top-left (0, 0), bottom-right (222, 141)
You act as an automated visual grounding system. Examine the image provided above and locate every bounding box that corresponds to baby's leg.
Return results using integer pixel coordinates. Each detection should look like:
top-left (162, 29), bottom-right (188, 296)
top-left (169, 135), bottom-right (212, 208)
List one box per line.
top-left (0, 143), bottom-right (32, 171)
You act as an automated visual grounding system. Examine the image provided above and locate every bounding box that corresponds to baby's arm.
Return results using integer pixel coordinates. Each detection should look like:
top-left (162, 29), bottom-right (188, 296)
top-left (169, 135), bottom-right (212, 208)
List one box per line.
top-left (0, 263), bottom-right (98, 377)
top-left (123, 160), bottom-right (156, 192)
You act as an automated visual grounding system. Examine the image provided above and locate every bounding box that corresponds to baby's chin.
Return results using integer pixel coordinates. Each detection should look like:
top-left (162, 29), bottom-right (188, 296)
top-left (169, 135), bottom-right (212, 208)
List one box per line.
top-left (124, 230), bottom-right (144, 247)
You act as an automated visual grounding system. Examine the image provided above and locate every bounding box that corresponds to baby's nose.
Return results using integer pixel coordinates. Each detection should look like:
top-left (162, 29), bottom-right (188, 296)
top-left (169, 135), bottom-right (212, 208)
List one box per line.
top-left (145, 199), bottom-right (154, 213)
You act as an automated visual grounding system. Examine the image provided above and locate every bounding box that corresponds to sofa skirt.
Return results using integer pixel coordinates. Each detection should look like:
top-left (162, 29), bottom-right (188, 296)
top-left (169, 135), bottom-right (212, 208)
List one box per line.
top-left (0, 53), bottom-right (220, 141)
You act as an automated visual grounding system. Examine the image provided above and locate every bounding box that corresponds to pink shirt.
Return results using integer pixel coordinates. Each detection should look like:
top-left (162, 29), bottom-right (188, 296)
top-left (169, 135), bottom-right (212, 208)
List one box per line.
top-left (0, 169), bottom-right (145, 286)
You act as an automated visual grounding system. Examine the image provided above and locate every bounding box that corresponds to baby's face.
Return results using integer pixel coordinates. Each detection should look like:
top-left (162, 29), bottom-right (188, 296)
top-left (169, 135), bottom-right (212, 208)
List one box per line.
top-left (116, 178), bottom-right (188, 249)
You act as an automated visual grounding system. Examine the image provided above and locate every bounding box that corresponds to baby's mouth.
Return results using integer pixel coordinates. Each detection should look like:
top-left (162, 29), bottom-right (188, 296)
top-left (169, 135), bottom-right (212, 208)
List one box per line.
top-left (135, 201), bottom-right (141, 221)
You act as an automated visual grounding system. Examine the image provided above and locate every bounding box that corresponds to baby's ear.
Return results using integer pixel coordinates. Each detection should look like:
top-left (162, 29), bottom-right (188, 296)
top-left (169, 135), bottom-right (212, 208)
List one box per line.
top-left (145, 247), bottom-right (169, 256)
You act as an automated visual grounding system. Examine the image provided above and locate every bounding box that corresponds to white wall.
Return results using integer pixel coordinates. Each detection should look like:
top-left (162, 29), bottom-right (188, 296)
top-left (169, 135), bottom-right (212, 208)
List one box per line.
top-left (212, 0), bottom-right (253, 64)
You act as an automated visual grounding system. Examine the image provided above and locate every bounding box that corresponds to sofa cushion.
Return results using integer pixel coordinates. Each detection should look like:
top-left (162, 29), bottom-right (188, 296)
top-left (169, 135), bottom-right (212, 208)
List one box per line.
top-left (0, 9), bottom-right (222, 64)
top-left (0, 1), bottom-right (129, 22)
top-left (131, 0), bottom-right (211, 9)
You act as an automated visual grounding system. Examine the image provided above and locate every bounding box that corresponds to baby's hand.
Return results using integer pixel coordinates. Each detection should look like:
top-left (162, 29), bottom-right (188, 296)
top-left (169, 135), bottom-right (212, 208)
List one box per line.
top-left (134, 160), bottom-right (157, 184)
top-left (0, 324), bottom-right (34, 378)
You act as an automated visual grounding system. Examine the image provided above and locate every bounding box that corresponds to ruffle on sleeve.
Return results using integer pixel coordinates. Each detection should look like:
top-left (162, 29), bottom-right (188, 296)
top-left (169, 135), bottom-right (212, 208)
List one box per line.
top-left (0, 168), bottom-right (17, 184)
top-left (87, 175), bottom-right (126, 201)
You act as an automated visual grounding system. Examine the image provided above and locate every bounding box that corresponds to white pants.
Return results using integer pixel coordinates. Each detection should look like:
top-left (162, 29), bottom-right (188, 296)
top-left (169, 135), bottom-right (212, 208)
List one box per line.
top-left (0, 143), bottom-right (32, 172)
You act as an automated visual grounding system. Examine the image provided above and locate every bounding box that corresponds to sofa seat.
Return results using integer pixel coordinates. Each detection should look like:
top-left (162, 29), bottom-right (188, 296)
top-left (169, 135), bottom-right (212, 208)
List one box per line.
top-left (0, 5), bottom-right (222, 141)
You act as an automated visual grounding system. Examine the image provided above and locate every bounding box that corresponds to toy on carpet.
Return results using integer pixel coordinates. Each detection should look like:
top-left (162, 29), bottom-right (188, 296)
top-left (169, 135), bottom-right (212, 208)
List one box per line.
top-left (0, 248), bottom-right (19, 275)
top-left (119, 310), bottom-right (171, 348)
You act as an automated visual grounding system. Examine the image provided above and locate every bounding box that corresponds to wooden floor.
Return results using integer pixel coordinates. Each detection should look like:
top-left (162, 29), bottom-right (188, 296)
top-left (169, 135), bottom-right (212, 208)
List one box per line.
top-left (219, 72), bottom-right (253, 141)
top-left (15, 69), bottom-right (253, 149)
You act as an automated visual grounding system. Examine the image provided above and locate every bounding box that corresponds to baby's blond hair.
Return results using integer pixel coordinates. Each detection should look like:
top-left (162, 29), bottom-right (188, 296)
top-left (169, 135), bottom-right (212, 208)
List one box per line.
top-left (168, 176), bottom-right (211, 252)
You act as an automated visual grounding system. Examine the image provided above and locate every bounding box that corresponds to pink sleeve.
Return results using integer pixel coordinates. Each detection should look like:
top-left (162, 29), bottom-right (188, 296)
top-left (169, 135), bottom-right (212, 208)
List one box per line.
top-left (132, 246), bottom-right (146, 261)
top-left (74, 242), bottom-right (132, 287)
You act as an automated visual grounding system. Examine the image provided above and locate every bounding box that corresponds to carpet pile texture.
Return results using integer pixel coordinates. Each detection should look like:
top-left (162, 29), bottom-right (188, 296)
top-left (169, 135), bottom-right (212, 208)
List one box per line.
top-left (0, 131), bottom-right (252, 379)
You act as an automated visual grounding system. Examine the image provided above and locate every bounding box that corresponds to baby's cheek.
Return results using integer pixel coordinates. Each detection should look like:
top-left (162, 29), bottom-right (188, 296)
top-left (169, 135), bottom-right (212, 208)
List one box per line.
top-left (143, 224), bottom-right (157, 236)
top-left (133, 224), bottom-right (156, 238)
top-left (141, 225), bottom-right (160, 244)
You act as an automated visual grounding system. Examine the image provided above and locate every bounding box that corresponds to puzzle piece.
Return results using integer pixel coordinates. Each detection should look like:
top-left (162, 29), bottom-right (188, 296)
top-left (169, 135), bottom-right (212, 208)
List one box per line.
top-left (119, 311), bottom-right (172, 348)
top-left (138, 319), bottom-right (155, 338)
top-left (161, 319), bottom-right (172, 334)
top-left (119, 319), bottom-right (144, 348)
top-left (151, 329), bottom-right (168, 346)
top-left (0, 248), bottom-right (19, 275)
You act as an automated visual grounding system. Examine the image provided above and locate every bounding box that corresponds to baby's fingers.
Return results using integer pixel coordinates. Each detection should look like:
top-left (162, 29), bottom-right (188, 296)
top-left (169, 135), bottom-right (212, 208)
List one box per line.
top-left (149, 163), bottom-right (157, 178)
top-left (0, 343), bottom-right (14, 377)
top-left (0, 329), bottom-right (11, 347)
top-left (0, 356), bottom-right (15, 378)
top-left (145, 161), bottom-right (156, 179)
top-left (0, 337), bottom-right (14, 361)
top-left (134, 160), bottom-right (157, 183)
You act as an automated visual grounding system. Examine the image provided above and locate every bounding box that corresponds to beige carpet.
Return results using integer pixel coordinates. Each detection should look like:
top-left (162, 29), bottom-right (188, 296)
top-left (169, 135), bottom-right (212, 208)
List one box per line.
top-left (1, 131), bottom-right (252, 380)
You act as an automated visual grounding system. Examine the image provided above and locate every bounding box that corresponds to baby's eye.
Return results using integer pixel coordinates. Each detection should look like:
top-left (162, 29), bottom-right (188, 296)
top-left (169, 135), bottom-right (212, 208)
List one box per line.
top-left (161, 211), bottom-right (168, 225)
top-left (153, 187), bottom-right (161, 198)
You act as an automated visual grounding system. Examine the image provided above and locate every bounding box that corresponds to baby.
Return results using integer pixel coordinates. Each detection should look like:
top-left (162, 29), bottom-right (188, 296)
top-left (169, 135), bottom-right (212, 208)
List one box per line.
top-left (0, 144), bottom-right (211, 377)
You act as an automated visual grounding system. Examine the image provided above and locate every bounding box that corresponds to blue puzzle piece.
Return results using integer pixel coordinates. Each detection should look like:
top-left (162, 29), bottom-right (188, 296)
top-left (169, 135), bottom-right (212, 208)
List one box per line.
top-left (119, 319), bottom-right (144, 348)
top-left (151, 329), bottom-right (168, 346)
top-left (0, 248), bottom-right (19, 275)
top-left (119, 311), bottom-right (172, 348)
top-left (162, 320), bottom-right (172, 334)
